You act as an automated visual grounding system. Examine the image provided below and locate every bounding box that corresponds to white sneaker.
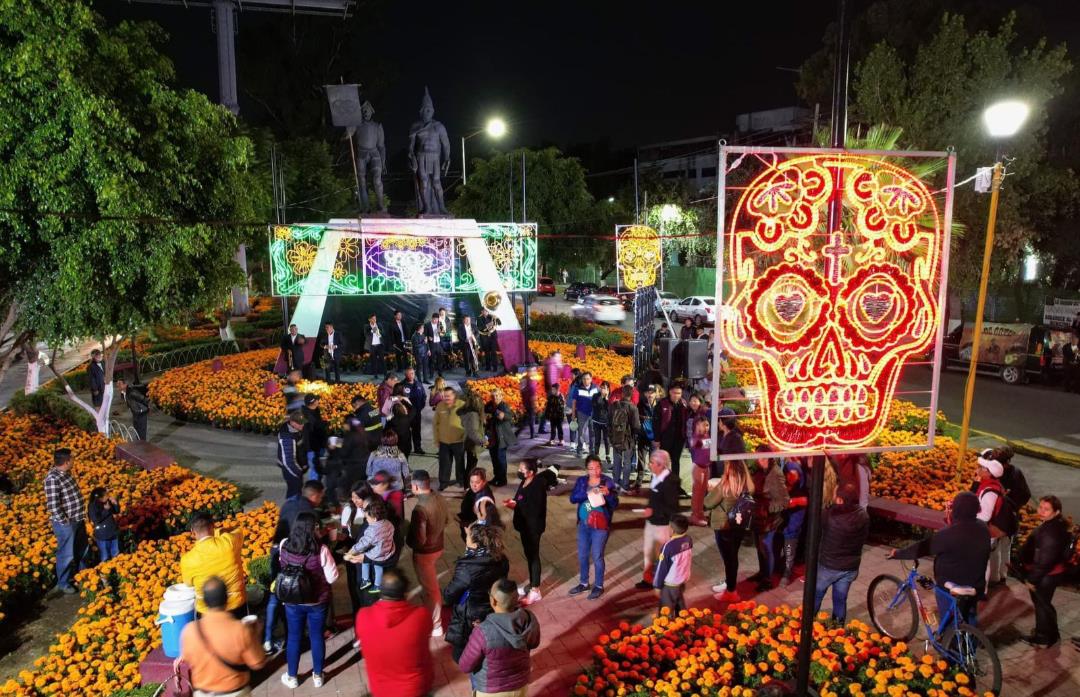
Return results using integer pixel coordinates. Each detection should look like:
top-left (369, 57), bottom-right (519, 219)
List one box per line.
top-left (431, 625), bottom-right (443, 637)
top-left (517, 585), bottom-right (527, 597)
top-left (312, 673), bottom-right (324, 688)
top-left (263, 640), bottom-right (273, 653)
top-left (524, 588), bottom-right (542, 605)
top-left (711, 582), bottom-right (727, 594)
top-left (281, 674), bottom-right (299, 689)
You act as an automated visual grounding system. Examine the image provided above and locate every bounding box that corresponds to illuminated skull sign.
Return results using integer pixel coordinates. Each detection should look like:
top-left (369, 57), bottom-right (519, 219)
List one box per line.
top-left (616, 225), bottom-right (662, 290)
top-left (722, 153), bottom-right (944, 450)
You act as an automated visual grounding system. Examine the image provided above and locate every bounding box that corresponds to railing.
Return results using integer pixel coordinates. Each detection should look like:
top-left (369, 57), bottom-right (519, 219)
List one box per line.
top-left (529, 331), bottom-right (609, 348)
top-left (107, 419), bottom-right (139, 442)
top-left (137, 340), bottom-right (241, 375)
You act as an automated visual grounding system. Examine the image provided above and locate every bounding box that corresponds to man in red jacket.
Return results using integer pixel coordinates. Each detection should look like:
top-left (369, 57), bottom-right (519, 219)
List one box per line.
top-left (355, 569), bottom-right (434, 697)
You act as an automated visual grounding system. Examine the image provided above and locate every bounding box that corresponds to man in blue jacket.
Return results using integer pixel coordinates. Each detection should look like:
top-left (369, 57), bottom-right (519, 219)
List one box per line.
top-left (569, 372), bottom-right (599, 457)
top-left (277, 411), bottom-right (306, 499)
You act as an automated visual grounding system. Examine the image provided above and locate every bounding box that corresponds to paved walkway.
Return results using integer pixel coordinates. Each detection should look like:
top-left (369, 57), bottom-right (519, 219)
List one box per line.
top-left (133, 372), bottom-right (1079, 697)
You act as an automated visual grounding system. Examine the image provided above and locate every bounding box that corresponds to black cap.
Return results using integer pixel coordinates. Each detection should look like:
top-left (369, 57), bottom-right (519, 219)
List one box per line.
top-left (304, 393), bottom-right (319, 405)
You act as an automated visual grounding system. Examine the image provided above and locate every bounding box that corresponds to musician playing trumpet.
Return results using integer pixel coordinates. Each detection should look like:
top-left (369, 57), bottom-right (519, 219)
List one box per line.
top-left (478, 307), bottom-right (501, 373)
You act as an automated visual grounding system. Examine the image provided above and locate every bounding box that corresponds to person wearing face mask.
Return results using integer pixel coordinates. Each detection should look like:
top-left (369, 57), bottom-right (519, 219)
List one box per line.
top-left (506, 459), bottom-right (547, 606)
top-left (443, 524), bottom-right (510, 661)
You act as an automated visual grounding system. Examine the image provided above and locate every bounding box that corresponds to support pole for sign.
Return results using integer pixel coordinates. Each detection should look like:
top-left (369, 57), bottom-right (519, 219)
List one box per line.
top-left (956, 161), bottom-right (1002, 466)
top-left (796, 0), bottom-right (849, 694)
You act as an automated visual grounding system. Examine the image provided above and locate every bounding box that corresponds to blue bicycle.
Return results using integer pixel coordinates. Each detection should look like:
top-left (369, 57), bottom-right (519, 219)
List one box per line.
top-left (867, 560), bottom-right (1002, 695)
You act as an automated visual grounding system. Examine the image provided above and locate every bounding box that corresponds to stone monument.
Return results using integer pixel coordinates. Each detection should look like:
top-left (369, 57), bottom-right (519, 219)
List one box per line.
top-left (408, 87), bottom-right (451, 216)
top-left (353, 100), bottom-right (387, 213)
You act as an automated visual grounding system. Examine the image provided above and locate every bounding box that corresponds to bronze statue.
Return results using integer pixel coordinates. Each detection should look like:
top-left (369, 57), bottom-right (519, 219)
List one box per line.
top-left (408, 87), bottom-right (451, 215)
top-left (354, 100), bottom-right (387, 213)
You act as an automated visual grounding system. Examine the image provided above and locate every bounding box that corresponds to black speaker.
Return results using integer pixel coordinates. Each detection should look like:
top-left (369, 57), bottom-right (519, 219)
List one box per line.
top-left (658, 337), bottom-right (679, 378)
top-left (686, 339), bottom-right (708, 379)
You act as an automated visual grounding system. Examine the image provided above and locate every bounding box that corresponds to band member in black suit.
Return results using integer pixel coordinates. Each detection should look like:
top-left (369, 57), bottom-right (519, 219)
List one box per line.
top-left (389, 310), bottom-right (409, 371)
top-left (477, 307), bottom-right (501, 372)
top-left (89, 349), bottom-right (106, 408)
top-left (320, 321), bottom-right (345, 383)
top-left (280, 323), bottom-right (301, 373)
top-left (459, 314), bottom-right (480, 378)
top-left (437, 307), bottom-right (452, 372)
top-left (363, 313), bottom-right (386, 377)
top-left (423, 312), bottom-right (444, 377)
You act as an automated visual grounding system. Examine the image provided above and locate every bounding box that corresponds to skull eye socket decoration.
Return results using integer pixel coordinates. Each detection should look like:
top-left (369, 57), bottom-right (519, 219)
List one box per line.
top-left (617, 225), bottom-right (663, 291)
top-left (722, 153), bottom-right (945, 450)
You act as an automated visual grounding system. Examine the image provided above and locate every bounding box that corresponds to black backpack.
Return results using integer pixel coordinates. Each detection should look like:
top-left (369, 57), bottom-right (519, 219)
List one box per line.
top-left (986, 490), bottom-right (1020, 538)
top-left (274, 544), bottom-right (315, 603)
top-left (609, 402), bottom-right (630, 444)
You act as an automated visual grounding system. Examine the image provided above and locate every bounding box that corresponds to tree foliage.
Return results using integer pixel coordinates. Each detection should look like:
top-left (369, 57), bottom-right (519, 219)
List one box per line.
top-left (851, 12), bottom-right (1075, 291)
top-left (0, 0), bottom-right (267, 346)
top-left (451, 148), bottom-right (598, 271)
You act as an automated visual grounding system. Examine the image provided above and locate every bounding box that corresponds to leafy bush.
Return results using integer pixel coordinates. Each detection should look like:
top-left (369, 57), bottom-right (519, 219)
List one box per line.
top-left (9, 387), bottom-right (96, 432)
top-left (247, 554), bottom-right (272, 588)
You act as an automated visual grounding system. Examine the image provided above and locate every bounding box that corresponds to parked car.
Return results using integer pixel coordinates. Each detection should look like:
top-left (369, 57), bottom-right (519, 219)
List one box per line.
top-left (538, 277), bottom-right (557, 296)
top-left (654, 291), bottom-right (680, 317)
top-left (941, 321), bottom-right (1064, 384)
top-left (571, 295), bottom-right (627, 324)
top-left (564, 282), bottom-right (599, 301)
top-left (672, 296), bottom-right (717, 324)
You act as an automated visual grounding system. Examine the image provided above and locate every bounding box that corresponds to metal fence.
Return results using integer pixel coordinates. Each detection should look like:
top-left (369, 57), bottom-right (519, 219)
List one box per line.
top-left (107, 419), bottom-right (138, 442)
top-left (137, 340), bottom-right (241, 375)
top-left (529, 331), bottom-right (609, 348)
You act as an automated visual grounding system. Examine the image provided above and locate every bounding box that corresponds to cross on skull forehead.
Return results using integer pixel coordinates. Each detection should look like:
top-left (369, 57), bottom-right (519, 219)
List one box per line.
top-left (722, 153), bottom-right (945, 450)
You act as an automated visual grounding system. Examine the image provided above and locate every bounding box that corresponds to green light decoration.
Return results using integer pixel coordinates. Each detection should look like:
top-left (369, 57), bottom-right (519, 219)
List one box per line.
top-left (269, 222), bottom-right (537, 296)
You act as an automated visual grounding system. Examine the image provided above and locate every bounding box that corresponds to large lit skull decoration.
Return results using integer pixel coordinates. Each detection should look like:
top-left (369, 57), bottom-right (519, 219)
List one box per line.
top-left (617, 225), bottom-right (662, 290)
top-left (722, 153), bottom-right (944, 449)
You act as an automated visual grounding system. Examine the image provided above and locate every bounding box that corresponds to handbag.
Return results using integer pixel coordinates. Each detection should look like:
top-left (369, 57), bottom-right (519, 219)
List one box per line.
top-left (585, 509), bottom-right (610, 530)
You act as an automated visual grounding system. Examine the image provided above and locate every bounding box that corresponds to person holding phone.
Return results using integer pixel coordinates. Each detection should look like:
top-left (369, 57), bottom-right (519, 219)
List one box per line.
top-left (568, 455), bottom-right (618, 600)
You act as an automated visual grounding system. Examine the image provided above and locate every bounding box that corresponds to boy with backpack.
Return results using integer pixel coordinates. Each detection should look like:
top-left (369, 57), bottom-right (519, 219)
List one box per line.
top-left (973, 455), bottom-right (1019, 587)
top-left (609, 385), bottom-right (641, 493)
top-left (653, 514), bottom-right (693, 612)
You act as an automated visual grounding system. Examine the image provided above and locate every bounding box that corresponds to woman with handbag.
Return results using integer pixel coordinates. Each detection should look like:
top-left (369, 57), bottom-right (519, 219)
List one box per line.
top-left (276, 512), bottom-right (339, 689)
top-left (568, 455), bottom-right (619, 600)
top-left (442, 524), bottom-right (510, 661)
top-left (704, 459), bottom-right (754, 603)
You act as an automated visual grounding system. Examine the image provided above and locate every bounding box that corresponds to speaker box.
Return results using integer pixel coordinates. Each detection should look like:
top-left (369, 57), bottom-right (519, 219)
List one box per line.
top-left (657, 337), bottom-right (679, 378)
top-left (685, 339), bottom-right (709, 379)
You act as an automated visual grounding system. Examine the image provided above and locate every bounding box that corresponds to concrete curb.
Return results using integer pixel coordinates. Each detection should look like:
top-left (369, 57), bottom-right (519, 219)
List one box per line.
top-left (1007, 439), bottom-right (1080, 469)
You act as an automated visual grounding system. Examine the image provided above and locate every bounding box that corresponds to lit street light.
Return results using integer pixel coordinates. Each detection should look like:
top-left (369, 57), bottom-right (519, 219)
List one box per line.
top-left (607, 196), bottom-right (615, 203)
top-left (957, 99), bottom-right (1030, 464)
top-left (462, 117), bottom-right (508, 185)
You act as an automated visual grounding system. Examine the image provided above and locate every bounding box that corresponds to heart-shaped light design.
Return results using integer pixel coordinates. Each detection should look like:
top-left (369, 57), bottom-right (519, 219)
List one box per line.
top-left (861, 292), bottom-right (893, 322)
top-left (774, 293), bottom-right (805, 322)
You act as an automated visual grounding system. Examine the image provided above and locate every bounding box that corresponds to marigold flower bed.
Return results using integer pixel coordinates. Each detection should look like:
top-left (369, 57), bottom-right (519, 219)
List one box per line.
top-left (466, 341), bottom-right (634, 416)
top-left (148, 348), bottom-right (377, 433)
top-left (0, 415), bottom-right (240, 623)
top-left (576, 603), bottom-right (988, 697)
top-left (0, 503), bottom-right (279, 697)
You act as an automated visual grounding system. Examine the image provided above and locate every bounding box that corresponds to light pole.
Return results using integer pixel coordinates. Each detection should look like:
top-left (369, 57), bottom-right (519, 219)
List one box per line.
top-left (461, 117), bottom-right (507, 186)
top-left (956, 99), bottom-right (1030, 465)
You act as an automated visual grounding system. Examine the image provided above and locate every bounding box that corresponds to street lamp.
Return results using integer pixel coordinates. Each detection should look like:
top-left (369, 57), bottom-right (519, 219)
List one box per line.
top-left (956, 99), bottom-right (1030, 464)
top-left (462, 117), bottom-right (508, 185)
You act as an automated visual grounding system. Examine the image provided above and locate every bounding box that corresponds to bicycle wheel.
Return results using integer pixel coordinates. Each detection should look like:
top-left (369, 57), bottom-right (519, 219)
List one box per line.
top-left (940, 623), bottom-right (1002, 696)
top-left (867, 574), bottom-right (918, 641)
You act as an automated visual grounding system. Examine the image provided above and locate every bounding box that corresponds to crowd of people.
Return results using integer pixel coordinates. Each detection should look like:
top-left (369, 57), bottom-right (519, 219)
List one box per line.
top-left (278, 305), bottom-right (502, 385)
top-left (38, 321), bottom-right (1077, 696)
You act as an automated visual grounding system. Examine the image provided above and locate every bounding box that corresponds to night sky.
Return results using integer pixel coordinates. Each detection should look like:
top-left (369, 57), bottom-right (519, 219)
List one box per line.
top-left (97, 0), bottom-right (830, 151)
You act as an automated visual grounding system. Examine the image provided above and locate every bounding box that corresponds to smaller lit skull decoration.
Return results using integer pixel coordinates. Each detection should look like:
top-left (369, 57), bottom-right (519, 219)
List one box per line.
top-left (722, 153), bottom-right (945, 450)
top-left (617, 225), bottom-right (662, 290)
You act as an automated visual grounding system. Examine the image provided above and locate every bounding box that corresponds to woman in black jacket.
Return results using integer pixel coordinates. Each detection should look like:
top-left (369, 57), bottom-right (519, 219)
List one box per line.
top-left (508, 458), bottom-right (547, 604)
top-left (1019, 495), bottom-right (1072, 646)
top-left (324, 417), bottom-right (369, 506)
top-left (442, 523), bottom-right (511, 660)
